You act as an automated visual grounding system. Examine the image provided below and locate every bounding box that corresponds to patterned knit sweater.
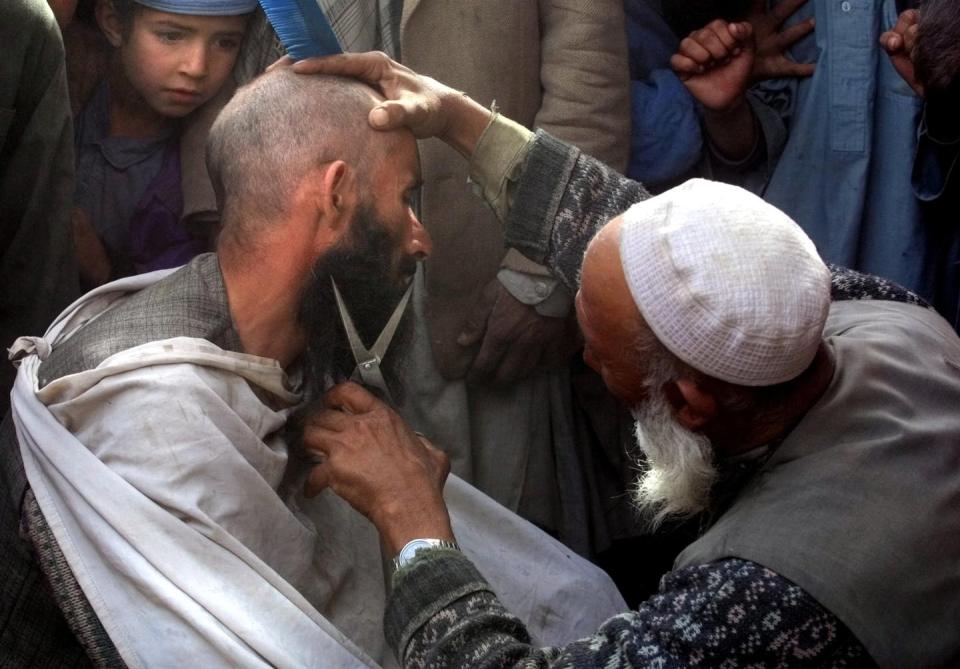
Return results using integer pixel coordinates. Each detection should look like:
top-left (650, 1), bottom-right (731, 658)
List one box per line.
top-left (382, 132), bottom-right (932, 669)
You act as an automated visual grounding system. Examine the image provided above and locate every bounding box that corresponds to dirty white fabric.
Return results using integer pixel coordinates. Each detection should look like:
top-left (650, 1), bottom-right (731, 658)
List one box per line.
top-left (11, 271), bottom-right (626, 668)
top-left (619, 178), bottom-right (832, 386)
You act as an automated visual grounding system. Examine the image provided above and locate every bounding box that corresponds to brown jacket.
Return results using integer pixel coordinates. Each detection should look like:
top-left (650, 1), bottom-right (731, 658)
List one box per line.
top-left (400, 0), bottom-right (630, 378)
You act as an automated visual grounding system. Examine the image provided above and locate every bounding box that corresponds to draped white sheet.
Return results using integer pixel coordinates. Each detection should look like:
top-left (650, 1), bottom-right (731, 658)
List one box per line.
top-left (11, 271), bottom-right (626, 668)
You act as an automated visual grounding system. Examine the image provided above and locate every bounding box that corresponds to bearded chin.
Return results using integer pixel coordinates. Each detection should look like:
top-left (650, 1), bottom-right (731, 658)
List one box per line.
top-left (630, 393), bottom-right (717, 530)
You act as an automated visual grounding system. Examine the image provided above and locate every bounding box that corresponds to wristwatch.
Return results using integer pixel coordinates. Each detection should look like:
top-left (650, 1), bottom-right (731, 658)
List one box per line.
top-left (392, 538), bottom-right (460, 573)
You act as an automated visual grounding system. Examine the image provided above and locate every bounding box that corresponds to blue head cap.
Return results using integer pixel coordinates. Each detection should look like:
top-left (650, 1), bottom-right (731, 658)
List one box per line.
top-left (134, 0), bottom-right (258, 15)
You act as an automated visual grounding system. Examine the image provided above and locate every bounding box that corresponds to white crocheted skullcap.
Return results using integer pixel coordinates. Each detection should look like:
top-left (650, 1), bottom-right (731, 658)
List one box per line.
top-left (618, 178), bottom-right (831, 387)
top-left (134, 0), bottom-right (258, 15)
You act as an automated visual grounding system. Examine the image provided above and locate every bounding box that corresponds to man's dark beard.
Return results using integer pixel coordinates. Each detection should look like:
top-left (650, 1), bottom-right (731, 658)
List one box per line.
top-left (295, 204), bottom-right (416, 403)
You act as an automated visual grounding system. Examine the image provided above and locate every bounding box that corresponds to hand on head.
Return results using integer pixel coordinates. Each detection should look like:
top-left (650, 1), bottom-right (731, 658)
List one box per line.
top-left (881, 9), bottom-right (924, 97)
top-left (302, 382), bottom-right (454, 554)
top-left (289, 51), bottom-right (456, 138)
top-left (278, 51), bottom-right (492, 157)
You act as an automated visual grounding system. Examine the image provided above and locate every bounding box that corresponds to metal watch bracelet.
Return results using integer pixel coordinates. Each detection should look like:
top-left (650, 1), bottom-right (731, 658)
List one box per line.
top-left (391, 538), bottom-right (461, 573)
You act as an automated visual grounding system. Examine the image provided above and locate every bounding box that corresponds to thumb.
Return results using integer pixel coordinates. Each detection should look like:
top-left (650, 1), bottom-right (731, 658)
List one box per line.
top-left (322, 381), bottom-right (380, 414)
top-left (730, 22), bottom-right (756, 50)
top-left (369, 105), bottom-right (398, 130)
top-left (305, 464), bottom-right (331, 498)
top-left (369, 98), bottom-right (431, 133)
top-left (457, 310), bottom-right (486, 347)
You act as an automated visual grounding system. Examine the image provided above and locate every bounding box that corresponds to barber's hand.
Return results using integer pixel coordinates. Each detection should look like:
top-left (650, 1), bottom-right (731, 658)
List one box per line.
top-left (747, 0), bottom-right (817, 82)
top-left (671, 21), bottom-right (756, 112)
top-left (303, 382), bottom-right (454, 554)
top-left (289, 52), bottom-right (492, 156)
top-left (457, 279), bottom-right (576, 386)
top-left (881, 9), bottom-right (923, 97)
top-left (72, 206), bottom-right (111, 287)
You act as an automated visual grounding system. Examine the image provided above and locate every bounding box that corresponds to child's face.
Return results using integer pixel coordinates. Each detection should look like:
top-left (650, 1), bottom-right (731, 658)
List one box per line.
top-left (119, 8), bottom-right (247, 118)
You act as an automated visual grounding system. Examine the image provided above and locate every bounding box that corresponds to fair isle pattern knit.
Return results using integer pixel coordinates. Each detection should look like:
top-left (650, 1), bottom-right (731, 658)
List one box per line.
top-left (506, 131), bottom-right (649, 292)
top-left (505, 131), bottom-right (935, 314)
top-left (387, 553), bottom-right (871, 669)
top-left (828, 264), bottom-right (930, 307)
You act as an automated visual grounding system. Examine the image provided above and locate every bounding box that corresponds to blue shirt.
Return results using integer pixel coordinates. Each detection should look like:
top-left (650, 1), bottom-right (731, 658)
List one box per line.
top-left (624, 0), bottom-right (702, 187)
top-left (745, 0), bottom-right (936, 300)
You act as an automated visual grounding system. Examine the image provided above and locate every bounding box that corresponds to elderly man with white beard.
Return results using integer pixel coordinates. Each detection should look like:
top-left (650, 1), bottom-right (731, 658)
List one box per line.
top-left (293, 53), bottom-right (960, 668)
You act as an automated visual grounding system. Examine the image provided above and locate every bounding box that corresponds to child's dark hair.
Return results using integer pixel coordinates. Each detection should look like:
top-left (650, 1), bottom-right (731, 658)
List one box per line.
top-left (79, 0), bottom-right (141, 32)
top-left (109, 0), bottom-right (141, 30)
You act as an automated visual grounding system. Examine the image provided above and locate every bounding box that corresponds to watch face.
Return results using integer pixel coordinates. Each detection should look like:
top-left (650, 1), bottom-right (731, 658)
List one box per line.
top-left (399, 539), bottom-right (433, 563)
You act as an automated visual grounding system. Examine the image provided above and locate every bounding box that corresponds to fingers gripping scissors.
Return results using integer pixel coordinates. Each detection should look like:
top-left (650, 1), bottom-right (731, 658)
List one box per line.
top-left (331, 277), bottom-right (413, 406)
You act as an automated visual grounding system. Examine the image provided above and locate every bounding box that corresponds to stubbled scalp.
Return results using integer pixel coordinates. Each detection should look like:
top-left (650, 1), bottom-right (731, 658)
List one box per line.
top-left (206, 69), bottom-right (383, 247)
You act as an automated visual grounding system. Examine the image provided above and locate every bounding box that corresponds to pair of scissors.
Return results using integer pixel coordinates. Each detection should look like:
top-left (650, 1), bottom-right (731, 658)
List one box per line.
top-left (331, 277), bottom-right (413, 406)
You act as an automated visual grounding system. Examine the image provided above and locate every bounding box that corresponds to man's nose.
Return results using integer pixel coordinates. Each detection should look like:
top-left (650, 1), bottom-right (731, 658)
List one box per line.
top-left (179, 42), bottom-right (209, 79)
top-left (407, 214), bottom-right (433, 259)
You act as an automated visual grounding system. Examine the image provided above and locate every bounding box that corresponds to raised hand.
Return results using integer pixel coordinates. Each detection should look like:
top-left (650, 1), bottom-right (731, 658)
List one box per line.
top-left (748, 0), bottom-right (817, 82)
top-left (671, 20), bottom-right (756, 112)
top-left (880, 9), bottom-right (923, 96)
top-left (288, 51), bottom-right (492, 156)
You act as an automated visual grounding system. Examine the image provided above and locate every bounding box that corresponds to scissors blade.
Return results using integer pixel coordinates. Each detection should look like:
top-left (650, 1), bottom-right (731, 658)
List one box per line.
top-left (368, 281), bottom-right (413, 360)
top-left (331, 277), bottom-right (398, 403)
top-left (331, 277), bottom-right (372, 363)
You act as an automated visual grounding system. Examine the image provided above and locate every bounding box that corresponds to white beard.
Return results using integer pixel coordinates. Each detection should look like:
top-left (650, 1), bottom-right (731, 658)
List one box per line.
top-left (630, 392), bottom-right (717, 529)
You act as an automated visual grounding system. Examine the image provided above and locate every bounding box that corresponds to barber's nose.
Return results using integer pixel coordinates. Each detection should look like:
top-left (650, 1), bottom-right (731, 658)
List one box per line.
top-left (407, 213), bottom-right (433, 259)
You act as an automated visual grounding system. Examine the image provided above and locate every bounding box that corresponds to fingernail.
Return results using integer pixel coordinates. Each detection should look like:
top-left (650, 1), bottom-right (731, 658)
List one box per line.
top-left (370, 107), bottom-right (389, 127)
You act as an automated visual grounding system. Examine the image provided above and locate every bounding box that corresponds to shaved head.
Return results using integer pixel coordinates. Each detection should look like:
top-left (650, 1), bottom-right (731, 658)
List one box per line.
top-left (206, 68), bottom-right (385, 246)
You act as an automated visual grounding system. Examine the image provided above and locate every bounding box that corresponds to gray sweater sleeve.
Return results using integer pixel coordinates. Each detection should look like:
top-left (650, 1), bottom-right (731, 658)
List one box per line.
top-left (384, 552), bottom-right (871, 669)
top-left (504, 131), bottom-right (650, 292)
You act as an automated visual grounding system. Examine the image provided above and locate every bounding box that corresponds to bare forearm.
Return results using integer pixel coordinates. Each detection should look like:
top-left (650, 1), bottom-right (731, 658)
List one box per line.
top-left (374, 498), bottom-right (455, 556)
top-left (436, 90), bottom-right (494, 160)
top-left (703, 96), bottom-right (758, 162)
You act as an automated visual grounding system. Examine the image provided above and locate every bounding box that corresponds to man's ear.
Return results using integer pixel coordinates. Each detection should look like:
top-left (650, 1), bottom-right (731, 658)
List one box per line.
top-left (95, 0), bottom-right (124, 47)
top-left (323, 160), bottom-right (351, 216)
top-left (311, 160), bottom-right (355, 244)
top-left (663, 378), bottom-right (718, 431)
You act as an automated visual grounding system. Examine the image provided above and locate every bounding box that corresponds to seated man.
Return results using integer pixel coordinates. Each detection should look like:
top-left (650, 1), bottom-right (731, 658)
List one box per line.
top-left (294, 53), bottom-right (960, 668)
top-left (1, 68), bottom-right (625, 667)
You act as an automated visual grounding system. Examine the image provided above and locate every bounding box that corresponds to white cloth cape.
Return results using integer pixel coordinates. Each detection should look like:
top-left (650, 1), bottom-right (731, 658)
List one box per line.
top-left (10, 270), bottom-right (626, 668)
